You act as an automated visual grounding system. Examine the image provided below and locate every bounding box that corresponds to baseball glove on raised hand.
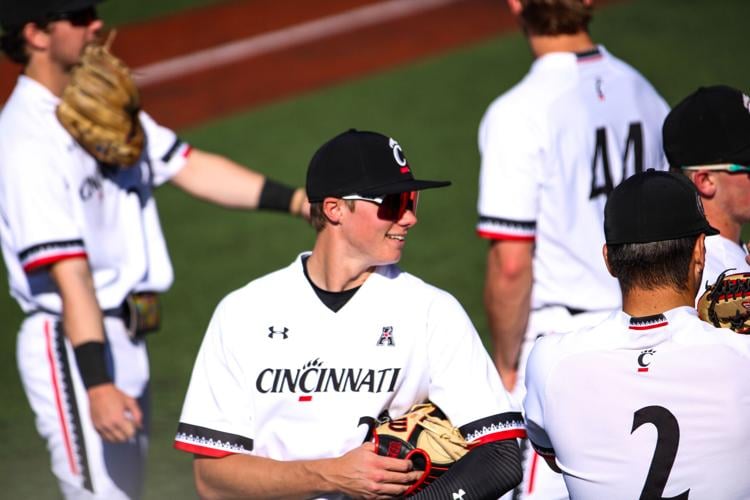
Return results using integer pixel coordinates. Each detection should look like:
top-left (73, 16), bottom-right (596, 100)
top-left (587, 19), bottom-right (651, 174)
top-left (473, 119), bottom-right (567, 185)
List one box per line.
top-left (697, 270), bottom-right (750, 334)
top-left (373, 402), bottom-right (469, 496)
top-left (56, 32), bottom-right (144, 166)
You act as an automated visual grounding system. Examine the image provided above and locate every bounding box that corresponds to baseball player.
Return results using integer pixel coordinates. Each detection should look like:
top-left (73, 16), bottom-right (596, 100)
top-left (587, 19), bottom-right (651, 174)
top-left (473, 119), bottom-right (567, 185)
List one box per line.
top-left (663, 85), bottom-right (750, 291)
top-left (476, 1), bottom-right (669, 497)
top-left (0, 2), bottom-right (307, 499)
top-left (174, 129), bottom-right (526, 499)
top-left (524, 169), bottom-right (750, 499)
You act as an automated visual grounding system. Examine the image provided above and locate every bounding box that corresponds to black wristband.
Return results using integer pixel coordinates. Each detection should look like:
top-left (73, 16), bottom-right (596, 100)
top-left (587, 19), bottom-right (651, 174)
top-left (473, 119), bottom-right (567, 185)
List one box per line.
top-left (258, 178), bottom-right (296, 212)
top-left (74, 341), bottom-right (113, 389)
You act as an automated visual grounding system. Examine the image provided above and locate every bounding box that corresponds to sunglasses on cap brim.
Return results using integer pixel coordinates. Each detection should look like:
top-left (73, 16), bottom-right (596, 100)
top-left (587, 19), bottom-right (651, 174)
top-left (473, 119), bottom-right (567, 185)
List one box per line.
top-left (45, 6), bottom-right (99, 27)
top-left (681, 163), bottom-right (750, 173)
top-left (341, 191), bottom-right (420, 221)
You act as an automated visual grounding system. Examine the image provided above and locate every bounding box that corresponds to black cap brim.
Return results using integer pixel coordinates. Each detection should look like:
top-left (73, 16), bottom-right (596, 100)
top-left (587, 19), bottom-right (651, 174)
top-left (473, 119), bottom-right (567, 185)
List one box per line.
top-left (360, 179), bottom-right (452, 197)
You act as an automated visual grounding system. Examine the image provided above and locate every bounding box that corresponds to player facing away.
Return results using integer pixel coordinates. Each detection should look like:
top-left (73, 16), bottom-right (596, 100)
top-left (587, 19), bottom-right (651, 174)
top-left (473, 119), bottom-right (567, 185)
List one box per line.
top-left (0, 1), bottom-right (308, 499)
top-left (174, 129), bottom-right (526, 499)
top-left (523, 169), bottom-right (750, 499)
top-left (475, 1), bottom-right (669, 497)
top-left (663, 85), bottom-right (750, 291)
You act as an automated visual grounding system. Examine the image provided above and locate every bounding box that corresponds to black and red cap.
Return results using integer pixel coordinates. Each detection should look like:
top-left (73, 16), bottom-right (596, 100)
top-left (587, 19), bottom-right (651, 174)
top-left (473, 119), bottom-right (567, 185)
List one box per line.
top-left (604, 169), bottom-right (719, 245)
top-left (0, 0), bottom-right (103, 30)
top-left (306, 129), bottom-right (451, 203)
top-left (663, 85), bottom-right (750, 168)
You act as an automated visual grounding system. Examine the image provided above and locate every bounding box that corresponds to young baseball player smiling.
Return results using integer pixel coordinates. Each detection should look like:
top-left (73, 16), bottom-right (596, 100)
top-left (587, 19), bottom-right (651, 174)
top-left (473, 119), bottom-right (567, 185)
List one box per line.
top-left (175, 129), bottom-right (526, 499)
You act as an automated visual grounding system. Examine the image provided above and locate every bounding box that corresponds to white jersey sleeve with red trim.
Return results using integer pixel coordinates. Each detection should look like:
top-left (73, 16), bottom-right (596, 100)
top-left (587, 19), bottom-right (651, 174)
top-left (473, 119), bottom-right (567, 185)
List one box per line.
top-left (425, 287), bottom-right (526, 444)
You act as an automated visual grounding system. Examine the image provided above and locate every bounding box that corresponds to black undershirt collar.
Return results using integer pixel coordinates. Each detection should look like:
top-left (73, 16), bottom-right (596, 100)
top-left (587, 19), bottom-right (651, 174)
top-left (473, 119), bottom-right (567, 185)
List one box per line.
top-left (302, 255), bottom-right (361, 312)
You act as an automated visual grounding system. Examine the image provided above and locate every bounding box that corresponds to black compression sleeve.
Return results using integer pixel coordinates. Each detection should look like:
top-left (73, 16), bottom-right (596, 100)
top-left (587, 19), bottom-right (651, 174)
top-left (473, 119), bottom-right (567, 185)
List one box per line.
top-left (410, 440), bottom-right (523, 500)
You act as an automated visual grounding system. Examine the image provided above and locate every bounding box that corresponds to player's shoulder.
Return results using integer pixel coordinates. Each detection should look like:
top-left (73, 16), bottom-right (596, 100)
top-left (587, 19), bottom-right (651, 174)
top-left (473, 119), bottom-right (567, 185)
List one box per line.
top-left (672, 309), bottom-right (750, 357)
top-left (531, 312), bottom-right (620, 362)
top-left (217, 255), bottom-right (305, 311)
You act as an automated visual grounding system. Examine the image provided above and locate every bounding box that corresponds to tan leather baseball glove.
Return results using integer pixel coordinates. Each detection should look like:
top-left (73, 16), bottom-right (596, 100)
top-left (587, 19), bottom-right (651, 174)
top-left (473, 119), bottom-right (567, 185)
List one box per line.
top-left (56, 32), bottom-right (144, 166)
top-left (373, 402), bottom-right (469, 496)
top-left (697, 270), bottom-right (750, 334)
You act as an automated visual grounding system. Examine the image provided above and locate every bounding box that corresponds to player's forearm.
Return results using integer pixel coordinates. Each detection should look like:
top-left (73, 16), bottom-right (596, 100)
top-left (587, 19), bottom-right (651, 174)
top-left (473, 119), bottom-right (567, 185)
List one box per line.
top-left (484, 240), bottom-right (533, 387)
top-left (171, 149), bottom-right (304, 215)
top-left (193, 454), bottom-right (338, 500)
top-left (50, 257), bottom-right (107, 346)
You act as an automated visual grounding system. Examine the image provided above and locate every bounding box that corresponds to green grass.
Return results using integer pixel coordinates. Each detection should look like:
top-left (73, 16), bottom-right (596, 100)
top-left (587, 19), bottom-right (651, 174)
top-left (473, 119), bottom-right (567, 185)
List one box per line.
top-left (2, 0), bottom-right (749, 497)
top-left (100, 0), bottom-right (230, 25)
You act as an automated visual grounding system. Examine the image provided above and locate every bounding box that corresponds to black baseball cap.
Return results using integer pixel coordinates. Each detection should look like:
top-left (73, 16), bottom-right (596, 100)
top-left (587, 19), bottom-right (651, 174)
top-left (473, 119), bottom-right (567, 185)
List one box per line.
top-left (663, 85), bottom-right (750, 168)
top-left (604, 170), bottom-right (719, 245)
top-left (306, 129), bottom-right (451, 202)
top-left (0, 0), bottom-right (102, 30)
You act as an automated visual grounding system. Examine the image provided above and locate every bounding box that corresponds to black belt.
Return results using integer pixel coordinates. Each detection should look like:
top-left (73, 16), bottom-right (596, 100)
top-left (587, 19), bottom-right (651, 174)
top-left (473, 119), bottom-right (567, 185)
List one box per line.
top-left (33, 292), bottom-right (161, 339)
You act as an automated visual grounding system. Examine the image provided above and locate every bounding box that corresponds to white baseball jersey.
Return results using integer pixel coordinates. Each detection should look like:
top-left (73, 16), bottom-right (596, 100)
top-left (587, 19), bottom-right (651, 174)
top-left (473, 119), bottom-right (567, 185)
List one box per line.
top-left (0, 75), bottom-right (190, 499)
top-left (524, 306), bottom-right (750, 499)
top-left (700, 234), bottom-right (750, 297)
top-left (0, 75), bottom-right (190, 316)
top-left (175, 253), bottom-right (525, 460)
top-left (477, 45), bottom-right (670, 312)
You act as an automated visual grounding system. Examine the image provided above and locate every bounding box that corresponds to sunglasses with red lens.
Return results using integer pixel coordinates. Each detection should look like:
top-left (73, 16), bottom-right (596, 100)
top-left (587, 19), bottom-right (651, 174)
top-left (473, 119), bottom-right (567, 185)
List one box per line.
top-left (47, 6), bottom-right (99, 27)
top-left (342, 191), bottom-right (420, 221)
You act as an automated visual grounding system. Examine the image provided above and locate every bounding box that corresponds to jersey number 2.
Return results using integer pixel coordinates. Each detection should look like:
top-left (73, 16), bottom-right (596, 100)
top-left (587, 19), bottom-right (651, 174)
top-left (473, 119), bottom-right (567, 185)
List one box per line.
top-left (590, 122), bottom-right (644, 199)
top-left (631, 406), bottom-right (690, 500)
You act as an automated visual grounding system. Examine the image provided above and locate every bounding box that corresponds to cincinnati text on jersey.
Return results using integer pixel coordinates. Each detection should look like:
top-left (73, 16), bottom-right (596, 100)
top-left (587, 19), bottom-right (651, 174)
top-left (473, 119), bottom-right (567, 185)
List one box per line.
top-left (255, 359), bottom-right (401, 394)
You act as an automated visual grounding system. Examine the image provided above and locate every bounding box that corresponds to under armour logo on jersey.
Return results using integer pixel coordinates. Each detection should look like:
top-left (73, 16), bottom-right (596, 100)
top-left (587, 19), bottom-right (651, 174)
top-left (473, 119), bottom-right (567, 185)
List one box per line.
top-left (637, 349), bottom-right (655, 373)
top-left (268, 326), bottom-right (289, 339)
top-left (376, 326), bottom-right (395, 346)
top-left (452, 489), bottom-right (466, 500)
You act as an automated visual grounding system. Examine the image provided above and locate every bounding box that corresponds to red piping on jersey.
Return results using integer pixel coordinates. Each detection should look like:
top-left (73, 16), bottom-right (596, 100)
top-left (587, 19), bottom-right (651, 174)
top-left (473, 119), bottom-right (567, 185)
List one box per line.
top-left (629, 321), bottom-right (668, 331)
top-left (182, 145), bottom-right (194, 158)
top-left (527, 451), bottom-right (539, 494)
top-left (24, 252), bottom-right (87, 273)
top-left (45, 320), bottom-right (79, 476)
top-left (469, 428), bottom-right (527, 448)
top-left (476, 229), bottom-right (535, 242)
top-left (173, 440), bottom-right (233, 458)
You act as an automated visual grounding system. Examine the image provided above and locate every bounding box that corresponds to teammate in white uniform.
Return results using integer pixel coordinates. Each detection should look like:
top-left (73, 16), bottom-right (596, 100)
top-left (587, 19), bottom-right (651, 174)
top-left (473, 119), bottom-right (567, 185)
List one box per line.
top-left (662, 85), bottom-right (750, 293)
top-left (0, 2), bottom-right (307, 498)
top-left (175, 129), bottom-right (525, 499)
top-left (524, 169), bottom-right (750, 499)
top-left (476, 2), bottom-right (669, 497)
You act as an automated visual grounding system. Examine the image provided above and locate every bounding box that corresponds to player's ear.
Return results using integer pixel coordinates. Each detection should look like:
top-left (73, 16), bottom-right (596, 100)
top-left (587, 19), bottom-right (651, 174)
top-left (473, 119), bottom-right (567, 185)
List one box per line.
top-left (690, 234), bottom-right (706, 293)
top-left (321, 197), bottom-right (344, 225)
top-left (23, 21), bottom-right (51, 51)
top-left (602, 244), bottom-right (616, 277)
top-left (507, 0), bottom-right (524, 16)
top-left (689, 170), bottom-right (717, 198)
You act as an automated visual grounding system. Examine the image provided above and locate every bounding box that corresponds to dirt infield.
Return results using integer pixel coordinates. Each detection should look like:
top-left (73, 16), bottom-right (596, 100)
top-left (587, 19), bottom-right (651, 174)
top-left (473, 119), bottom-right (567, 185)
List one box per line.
top-left (1, 0), bottom-right (525, 129)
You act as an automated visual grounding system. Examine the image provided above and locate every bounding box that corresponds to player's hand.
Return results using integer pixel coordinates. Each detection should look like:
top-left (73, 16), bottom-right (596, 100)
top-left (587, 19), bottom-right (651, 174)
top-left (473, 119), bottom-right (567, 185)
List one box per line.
top-left (87, 383), bottom-right (142, 443)
top-left (327, 443), bottom-right (423, 499)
